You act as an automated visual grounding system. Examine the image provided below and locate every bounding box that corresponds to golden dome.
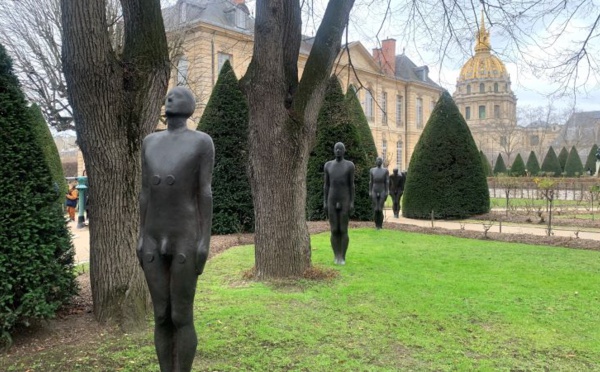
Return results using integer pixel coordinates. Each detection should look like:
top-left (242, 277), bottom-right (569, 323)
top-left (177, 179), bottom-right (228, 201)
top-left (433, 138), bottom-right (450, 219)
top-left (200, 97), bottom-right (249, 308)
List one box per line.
top-left (459, 12), bottom-right (508, 81)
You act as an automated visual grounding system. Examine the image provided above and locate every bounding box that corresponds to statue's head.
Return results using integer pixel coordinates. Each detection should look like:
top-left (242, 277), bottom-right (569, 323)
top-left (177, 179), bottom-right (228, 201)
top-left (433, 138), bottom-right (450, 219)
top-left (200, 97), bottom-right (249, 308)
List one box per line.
top-left (393, 168), bottom-right (398, 174)
top-left (375, 157), bottom-right (383, 167)
top-left (334, 142), bottom-right (345, 158)
top-left (165, 87), bottom-right (196, 118)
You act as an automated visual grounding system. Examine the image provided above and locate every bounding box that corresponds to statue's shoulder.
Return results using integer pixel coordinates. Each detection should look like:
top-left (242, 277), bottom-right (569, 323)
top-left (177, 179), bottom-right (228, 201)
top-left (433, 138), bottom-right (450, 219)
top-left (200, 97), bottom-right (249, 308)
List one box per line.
top-left (345, 160), bottom-right (355, 169)
top-left (189, 129), bottom-right (213, 145)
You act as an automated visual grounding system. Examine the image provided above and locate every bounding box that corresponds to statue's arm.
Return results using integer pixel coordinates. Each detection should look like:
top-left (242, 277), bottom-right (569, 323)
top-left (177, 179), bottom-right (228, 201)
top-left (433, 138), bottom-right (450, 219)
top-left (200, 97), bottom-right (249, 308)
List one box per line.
top-left (385, 170), bottom-right (390, 195)
top-left (368, 169), bottom-right (373, 197)
top-left (195, 136), bottom-right (215, 276)
top-left (349, 163), bottom-right (355, 210)
top-left (137, 141), bottom-right (150, 266)
top-left (323, 163), bottom-right (330, 211)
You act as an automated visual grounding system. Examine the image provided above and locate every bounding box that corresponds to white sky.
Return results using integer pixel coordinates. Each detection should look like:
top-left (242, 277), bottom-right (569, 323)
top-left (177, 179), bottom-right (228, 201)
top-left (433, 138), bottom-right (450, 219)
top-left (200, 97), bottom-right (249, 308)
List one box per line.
top-left (245, 0), bottom-right (600, 113)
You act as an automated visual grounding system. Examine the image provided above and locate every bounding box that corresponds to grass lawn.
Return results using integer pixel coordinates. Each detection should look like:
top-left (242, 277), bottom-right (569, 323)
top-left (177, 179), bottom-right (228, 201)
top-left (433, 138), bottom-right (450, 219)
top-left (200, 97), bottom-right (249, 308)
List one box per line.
top-left (3, 229), bottom-right (600, 371)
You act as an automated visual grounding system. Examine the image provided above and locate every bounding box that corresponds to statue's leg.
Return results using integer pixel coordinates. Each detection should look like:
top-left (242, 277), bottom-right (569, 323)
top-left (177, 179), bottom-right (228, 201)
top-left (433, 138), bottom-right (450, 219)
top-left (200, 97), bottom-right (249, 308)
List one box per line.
top-left (329, 209), bottom-right (342, 264)
top-left (392, 194), bottom-right (400, 217)
top-left (142, 238), bottom-right (174, 372)
top-left (340, 210), bottom-right (350, 264)
top-left (170, 247), bottom-right (199, 372)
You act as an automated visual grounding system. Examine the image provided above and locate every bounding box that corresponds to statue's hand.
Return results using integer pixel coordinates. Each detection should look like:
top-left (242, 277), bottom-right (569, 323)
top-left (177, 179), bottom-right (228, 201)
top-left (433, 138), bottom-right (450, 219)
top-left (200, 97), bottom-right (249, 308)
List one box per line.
top-left (136, 237), bottom-right (144, 267)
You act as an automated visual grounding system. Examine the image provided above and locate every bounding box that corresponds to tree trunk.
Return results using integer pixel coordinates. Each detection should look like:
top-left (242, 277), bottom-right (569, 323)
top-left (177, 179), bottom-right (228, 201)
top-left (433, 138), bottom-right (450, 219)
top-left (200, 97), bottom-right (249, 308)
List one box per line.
top-left (60, 0), bottom-right (169, 328)
top-left (242, 0), bottom-right (354, 279)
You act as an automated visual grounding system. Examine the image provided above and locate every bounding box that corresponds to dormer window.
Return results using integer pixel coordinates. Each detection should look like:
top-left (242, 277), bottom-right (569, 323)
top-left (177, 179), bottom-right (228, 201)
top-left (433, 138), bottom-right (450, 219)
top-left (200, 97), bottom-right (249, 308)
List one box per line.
top-left (235, 8), bottom-right (246, 29)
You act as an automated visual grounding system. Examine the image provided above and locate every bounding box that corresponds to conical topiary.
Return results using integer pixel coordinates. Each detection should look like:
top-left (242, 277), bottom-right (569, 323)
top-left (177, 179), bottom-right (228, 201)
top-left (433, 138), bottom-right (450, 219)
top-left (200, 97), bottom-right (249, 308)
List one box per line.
top-left (510, 153), bottom-right (526, 176)
top-left (584, 144), bottom-right (598, 176)
top-left (198, 60), bottom-right (253, 234)
top-left (526, 151), bottom-right (540, 176)
top-left (402, 91), bottom-right (489, 219)
top-left (541, 146), bottom-right (562, 177)
top-left (480, 150), bottom-right (492, 176)
top-left (307, 76), bottom-right (371, 221)
top-left (0, 43), bottom-right (77, 345)
top-left (30, 104), bottom-right (67, 205)
top-left (493, 153), bottom-right (507, 175)
top-left (558, 146), bottom-right (569, 173)
top-left (564, 146), bottom-right (584, 177)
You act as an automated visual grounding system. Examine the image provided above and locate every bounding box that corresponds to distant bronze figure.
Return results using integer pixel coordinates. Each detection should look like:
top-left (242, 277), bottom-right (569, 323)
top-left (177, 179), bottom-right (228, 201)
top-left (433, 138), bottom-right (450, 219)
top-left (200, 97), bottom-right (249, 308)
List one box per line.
top-left (369, 157), bottom-right (389, 229)
top-left (138, 87), bottom-right (214, 372)
top-left (324, 142), bottom-right (355, 265)
top-left (389, 168), bottom-right (406, 218)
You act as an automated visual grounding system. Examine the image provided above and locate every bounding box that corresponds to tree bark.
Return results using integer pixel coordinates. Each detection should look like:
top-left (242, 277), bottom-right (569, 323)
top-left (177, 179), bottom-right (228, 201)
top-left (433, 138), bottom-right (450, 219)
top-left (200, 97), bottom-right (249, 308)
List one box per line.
top-left (60, 0), bottom-right (169, 328)
top-left (242, 0), bottom-right (354, 279)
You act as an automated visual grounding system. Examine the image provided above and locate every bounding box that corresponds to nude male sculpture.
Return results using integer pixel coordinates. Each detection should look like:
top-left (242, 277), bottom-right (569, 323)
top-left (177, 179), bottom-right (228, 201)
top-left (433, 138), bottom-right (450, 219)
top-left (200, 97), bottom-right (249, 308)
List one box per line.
top-left (138, 86), bottom-right (214, 372)
top-left (323, 142), bottom-right (355, 265)
top-left (389, 168), bottom-right (405, 218)
top-left (369, 157), bottom-right (389, 229)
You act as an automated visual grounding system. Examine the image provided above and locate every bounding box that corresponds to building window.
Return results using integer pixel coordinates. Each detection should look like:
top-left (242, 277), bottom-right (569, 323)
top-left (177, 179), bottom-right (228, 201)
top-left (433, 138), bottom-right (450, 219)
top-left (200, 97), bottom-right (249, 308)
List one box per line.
top-left (365, 89), bottom-right (374, 120)
top-left (467, 85), bottom-right (471, 94)
top-left (396, 140), bottom-right (403, 169)
top-left (381, 91), bottom-right (388, 125)
top-left (177, 57), bottom-right (189, 86)
top-left (479, 83), bottom-right (485, 93)
top-left (235, 8), bottom-right (247, 29)
top-left (479, 105), bottom-right (486, 119)
top-left (416, 98), bottom-right (423, 128)
top-left (217, 52), bottom-right (232, 72)
top-left (530, 135), bottom-right (539, 146)
top-left (500, 136), bottom-right (507, 146)
top-left (465, 106), bottom-right (471, 120)
top-left (494, 82), bottom-right (499, 92)
top-left (382, 139), bottom-right (387, 160)
top-left (494, 105), bottom-right (500, 119)
top-left (395, 95), bottom-right (403, 127)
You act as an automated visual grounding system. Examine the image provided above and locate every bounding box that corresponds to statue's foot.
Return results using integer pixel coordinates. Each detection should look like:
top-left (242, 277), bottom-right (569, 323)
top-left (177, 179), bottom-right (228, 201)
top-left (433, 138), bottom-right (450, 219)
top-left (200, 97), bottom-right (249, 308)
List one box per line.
top-left (394, 214), bottom-right (399, 218)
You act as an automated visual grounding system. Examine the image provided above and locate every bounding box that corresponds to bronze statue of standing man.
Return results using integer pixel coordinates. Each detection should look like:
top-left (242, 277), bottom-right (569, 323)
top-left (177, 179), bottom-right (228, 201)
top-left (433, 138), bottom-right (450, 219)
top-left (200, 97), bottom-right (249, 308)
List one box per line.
top-left (369, 157), bottom-right (389, 229)
top-left (389, 168), bottom-right (405, 218)
top-left (138, 86), bottom-right (214, 372)
top-left (324, 142), bottom-right (355, 265)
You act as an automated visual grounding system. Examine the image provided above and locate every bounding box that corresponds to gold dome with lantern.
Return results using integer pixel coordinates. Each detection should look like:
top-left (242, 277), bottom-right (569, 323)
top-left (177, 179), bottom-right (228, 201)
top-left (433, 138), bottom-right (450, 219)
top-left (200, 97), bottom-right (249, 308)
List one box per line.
top-left (459, 13), bottom-right (508, 80)
top-left (453, 11), bottom-right (517, 164)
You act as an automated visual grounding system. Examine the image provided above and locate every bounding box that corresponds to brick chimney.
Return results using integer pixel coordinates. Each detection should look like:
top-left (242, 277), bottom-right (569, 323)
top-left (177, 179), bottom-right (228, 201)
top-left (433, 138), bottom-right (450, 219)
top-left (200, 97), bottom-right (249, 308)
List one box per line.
top-left (380, 38), bottom-right (396, 75)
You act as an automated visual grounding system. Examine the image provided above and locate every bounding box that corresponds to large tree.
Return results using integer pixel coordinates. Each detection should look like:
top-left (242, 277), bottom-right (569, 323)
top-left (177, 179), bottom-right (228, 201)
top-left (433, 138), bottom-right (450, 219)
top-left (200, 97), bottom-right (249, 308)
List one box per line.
top-left (60, 0), bottom-right (170, 327)
top-left (239, 1), bottom-right (355, 279)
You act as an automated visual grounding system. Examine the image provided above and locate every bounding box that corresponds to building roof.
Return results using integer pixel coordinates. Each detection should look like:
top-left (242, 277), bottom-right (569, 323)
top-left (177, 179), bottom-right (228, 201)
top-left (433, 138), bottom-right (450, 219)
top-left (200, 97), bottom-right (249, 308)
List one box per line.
top-left (394, 54), bottom-right (441, 88)
top-left (163, 0), bottom-right (255, 35)
top-left (552, 111), bottom-right (600, 147)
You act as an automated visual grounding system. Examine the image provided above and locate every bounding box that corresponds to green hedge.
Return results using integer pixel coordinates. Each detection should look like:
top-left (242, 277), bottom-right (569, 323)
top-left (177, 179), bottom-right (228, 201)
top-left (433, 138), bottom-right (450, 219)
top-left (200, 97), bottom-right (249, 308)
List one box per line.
top-left (493, 153), bottom-right (507, 175)
top-left (584, 144), bottom-right (598, 176)
top-left (541, 146), bottom-right (562, 176)
top-left (510, 153), bottom-right (526, 176)
top-left (564, 146), bottom-right (584, 177)
top-left (0, 44), bottom-right (77, 346)
top-left (198, 60), bottom-right (253, 234)
top-left (402, 91), bottom-right (489, 219)
top-left (480, 151), bottom-right (492, 176)
top-left (558, 146), bottom-right (569, 172)
top-left (30, 104), bottom-right (67, 204)
top-left (526, 151), bottom-right (540, 176)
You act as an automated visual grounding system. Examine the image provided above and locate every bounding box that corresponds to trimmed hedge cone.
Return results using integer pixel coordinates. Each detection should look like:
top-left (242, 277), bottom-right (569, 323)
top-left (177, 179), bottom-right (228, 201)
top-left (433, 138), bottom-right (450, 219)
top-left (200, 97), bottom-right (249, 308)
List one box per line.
top-left (0, 43), bottom-right (77, 346)
top-left (402, 91), bottom-right (489, 219)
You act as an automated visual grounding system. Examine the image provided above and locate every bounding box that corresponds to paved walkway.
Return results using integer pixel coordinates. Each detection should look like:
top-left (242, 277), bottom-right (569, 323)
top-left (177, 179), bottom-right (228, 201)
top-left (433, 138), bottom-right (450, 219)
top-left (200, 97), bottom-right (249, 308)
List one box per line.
top-left (69, 210), bottom-right (600, 265)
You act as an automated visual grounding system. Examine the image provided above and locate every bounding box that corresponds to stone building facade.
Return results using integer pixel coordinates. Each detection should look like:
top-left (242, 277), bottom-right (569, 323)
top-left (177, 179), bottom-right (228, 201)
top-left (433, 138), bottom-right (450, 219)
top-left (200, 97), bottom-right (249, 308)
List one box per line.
top-left (162, 0), bottom-right (443, 170)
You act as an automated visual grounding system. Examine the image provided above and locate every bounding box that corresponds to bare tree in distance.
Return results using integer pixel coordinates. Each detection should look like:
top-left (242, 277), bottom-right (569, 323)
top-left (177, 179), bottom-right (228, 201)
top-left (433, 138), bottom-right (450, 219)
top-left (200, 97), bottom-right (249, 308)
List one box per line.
top-left (0, 0), bottom-right (178, 132)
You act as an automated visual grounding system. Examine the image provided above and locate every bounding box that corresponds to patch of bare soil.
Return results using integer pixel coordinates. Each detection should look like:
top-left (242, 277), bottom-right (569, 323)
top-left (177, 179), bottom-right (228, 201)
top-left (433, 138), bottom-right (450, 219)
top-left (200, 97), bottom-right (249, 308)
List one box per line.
top-left (4, 219), bottom-right (598, 359)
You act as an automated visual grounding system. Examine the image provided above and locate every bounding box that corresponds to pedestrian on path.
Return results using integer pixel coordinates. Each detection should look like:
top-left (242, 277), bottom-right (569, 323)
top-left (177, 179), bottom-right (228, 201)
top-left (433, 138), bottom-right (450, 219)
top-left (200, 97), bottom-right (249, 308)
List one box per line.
top-left (65, 182), bottom-right (78, 221)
